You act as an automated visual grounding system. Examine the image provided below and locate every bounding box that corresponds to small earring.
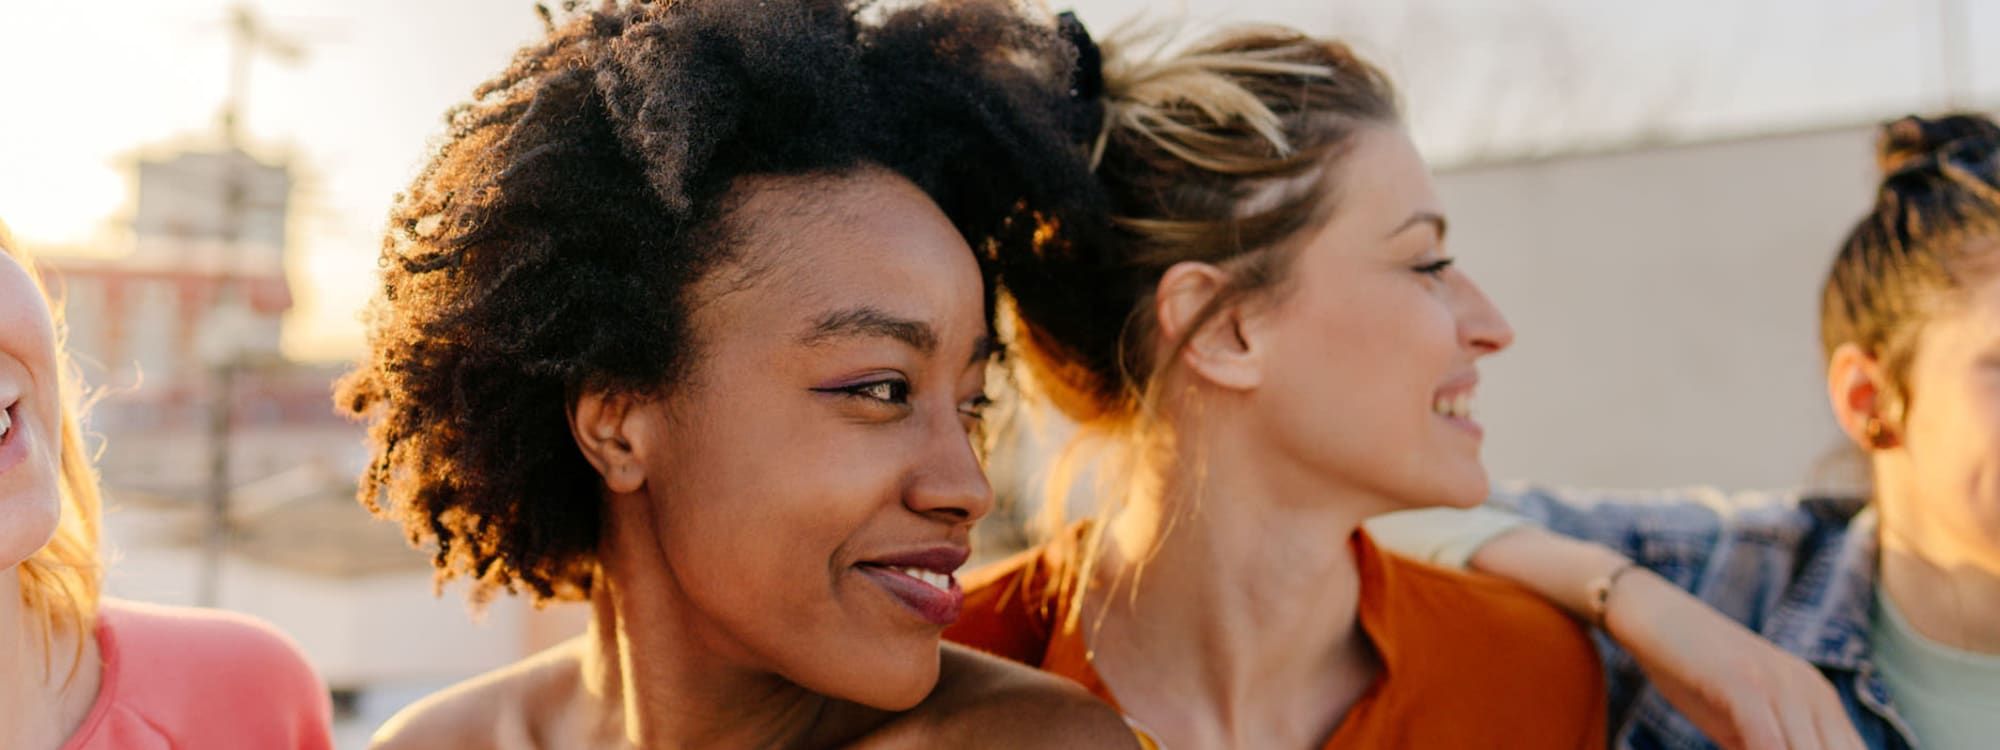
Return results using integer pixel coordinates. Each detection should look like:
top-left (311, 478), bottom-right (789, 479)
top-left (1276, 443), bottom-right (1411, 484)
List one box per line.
top-left (1865, 417), bottom-right (1897, 449)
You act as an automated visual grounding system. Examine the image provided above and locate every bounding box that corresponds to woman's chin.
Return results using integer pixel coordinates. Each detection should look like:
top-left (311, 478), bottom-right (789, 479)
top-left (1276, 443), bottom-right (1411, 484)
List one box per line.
top-left (1417, 469), bottom-right (1491, 510)
top-left (0, 493), bottom-right (61, 570)
top-left (827, 653), bottom-right (941, 712)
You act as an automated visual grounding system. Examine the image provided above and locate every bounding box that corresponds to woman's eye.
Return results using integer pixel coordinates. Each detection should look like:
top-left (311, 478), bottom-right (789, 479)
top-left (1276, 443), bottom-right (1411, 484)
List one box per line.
top-left (1413, 257), bottom-right (1456, 279)
top-left (959, 394), bottom-right (993, 422)
top-left (848, 379), bottom-right (911, 404)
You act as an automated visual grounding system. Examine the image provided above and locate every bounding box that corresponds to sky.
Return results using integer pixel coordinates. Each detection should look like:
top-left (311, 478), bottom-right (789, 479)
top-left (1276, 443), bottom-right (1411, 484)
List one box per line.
top-left (1, 0), bottom-right (1995, 361)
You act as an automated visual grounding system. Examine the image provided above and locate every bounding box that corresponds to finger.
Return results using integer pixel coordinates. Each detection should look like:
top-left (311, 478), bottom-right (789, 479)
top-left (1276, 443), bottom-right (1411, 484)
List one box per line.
top-left (1804, 680), bottom-right (1865, 750)
top-left (1774, 691), bottom-right (1822, 750)
top-left (1811, 704), bottom-right (1863, 750)
top-left (1734, 700), bottom-right (1788, 750)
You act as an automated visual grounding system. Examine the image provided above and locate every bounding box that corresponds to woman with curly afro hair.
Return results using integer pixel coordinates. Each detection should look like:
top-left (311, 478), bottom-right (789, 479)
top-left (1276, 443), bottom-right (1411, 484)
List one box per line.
top-left (337, 0), bottom-right (1135, 746)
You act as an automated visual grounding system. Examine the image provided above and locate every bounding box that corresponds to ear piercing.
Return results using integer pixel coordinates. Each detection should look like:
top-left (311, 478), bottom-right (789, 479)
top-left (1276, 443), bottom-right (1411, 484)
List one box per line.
top-left (1864, 417), bottom-right (1897, 449)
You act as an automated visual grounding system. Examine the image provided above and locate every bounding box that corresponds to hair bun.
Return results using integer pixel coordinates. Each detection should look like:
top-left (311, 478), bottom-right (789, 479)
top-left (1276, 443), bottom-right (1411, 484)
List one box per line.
top-left (1877, 114), bottom-right (2000, 177)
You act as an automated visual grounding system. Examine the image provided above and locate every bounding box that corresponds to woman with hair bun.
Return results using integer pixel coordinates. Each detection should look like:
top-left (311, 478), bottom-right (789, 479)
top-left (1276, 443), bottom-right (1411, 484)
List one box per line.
top-left (1372, 113), bottom-right (2000, 750)
top-left (339, 0), bottom-right (1137, 747)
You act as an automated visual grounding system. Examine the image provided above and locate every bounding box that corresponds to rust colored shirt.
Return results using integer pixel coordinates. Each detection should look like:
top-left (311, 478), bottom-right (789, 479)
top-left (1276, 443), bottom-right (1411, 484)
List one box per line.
top-left (947, 526), bottom-right (1607, 749)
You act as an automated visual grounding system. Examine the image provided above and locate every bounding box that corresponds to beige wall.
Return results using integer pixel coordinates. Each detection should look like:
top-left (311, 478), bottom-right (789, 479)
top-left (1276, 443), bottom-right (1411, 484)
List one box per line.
top-left (1439, 125), bottom-right (1880, 491)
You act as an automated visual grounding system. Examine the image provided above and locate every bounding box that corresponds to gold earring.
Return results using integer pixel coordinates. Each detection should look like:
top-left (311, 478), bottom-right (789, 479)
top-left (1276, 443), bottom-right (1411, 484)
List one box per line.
top-left (1865, 417), bottom-right (1897, 449)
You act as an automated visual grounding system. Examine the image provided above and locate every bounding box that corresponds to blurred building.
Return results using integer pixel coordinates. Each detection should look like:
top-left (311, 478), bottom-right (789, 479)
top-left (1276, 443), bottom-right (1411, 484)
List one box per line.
top-left (35, 146), bottom-right (583, 745)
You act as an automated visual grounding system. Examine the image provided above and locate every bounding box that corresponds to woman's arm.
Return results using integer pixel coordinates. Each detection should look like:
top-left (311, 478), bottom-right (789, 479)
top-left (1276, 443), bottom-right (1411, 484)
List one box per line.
top-left (1474, 526), bottom-right (1862, 750)
top-left (1374, 498), bottom-right (1864, 750)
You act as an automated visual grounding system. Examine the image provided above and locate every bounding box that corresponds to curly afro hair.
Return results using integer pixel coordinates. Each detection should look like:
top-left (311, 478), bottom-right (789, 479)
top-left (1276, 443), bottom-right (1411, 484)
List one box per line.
top-left (335, 0), bottom-right (1102, 604)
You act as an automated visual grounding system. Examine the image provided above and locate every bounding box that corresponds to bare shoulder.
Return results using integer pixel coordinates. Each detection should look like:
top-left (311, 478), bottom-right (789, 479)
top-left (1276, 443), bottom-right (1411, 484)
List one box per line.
top-left (855, 644), bottom-right (1138, 749)
top-left (371, 635), bottom-right (607, 750)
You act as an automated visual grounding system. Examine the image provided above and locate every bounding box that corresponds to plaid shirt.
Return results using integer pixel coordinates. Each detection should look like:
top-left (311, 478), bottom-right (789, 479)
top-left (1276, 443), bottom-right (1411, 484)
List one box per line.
top-left (1494, 484), bottom-right (1920, 750)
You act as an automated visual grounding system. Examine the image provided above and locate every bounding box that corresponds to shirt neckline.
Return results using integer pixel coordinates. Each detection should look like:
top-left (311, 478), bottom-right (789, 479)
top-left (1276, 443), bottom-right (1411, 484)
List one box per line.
top-left (56, 603), bottom-right (122, 750)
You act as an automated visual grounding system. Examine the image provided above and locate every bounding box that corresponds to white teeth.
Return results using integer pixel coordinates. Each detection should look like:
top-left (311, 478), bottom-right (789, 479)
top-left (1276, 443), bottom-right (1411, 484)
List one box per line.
top-left (895, 567), bottom-right (952, 592)
top-left (0, 408), bottom-right (11, 440)
top-left (1433, 394), bottom-right (1473, 419)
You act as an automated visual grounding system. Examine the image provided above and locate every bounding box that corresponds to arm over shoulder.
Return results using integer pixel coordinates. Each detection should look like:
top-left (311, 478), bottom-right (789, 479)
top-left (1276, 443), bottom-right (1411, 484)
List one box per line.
top-left (1490, 483), bottom-right (1740, 589)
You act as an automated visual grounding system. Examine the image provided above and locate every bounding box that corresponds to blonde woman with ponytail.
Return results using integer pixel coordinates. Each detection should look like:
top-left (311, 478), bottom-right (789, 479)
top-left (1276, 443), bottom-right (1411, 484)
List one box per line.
top-left (951, 20), bottom-right (1602, 748)
top-left (950, 16), bottom-right (1859, 750)
top-left (0, 220), bottom-right (332, 749)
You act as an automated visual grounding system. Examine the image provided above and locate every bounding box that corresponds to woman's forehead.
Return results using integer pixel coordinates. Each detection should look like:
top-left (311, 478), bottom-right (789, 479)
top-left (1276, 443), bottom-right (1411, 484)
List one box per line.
top-left (697, 171), bottom-right (980, 338)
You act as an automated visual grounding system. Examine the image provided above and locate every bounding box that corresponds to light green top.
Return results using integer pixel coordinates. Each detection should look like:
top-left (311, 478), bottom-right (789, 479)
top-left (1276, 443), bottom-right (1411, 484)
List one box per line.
top-left (1871, 590), bottom-right (2000, 750)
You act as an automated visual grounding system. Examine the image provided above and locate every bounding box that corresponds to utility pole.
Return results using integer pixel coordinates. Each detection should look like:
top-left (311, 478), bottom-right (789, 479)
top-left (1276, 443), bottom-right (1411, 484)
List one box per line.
top-left (196, 2), bottom-right (304, 609)
top-left (218, 3), bottom-right (304, 146)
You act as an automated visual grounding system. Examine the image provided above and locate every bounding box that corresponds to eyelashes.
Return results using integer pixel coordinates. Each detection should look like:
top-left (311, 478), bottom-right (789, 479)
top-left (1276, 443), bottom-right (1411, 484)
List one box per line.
top-left (824, 379), bottom-right (911, 405)
top-left (1414, 257), bottom-right (1456, 279)
top-left (815, 378), bottom-right (990, 423)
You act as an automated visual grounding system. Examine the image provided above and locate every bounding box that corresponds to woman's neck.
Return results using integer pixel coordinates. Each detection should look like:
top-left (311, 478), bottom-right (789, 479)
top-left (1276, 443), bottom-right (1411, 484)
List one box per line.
top-left (0, 569), bottom-right (101, 750)
top-left (1877, 534), bottom-right (2000, 654)
top-left (589, 515), bottom-right (884, 750)
top-left (1873, 475), bottom-right (2000, 654)
top-left (1082, 421), bottom-right (1387, 748)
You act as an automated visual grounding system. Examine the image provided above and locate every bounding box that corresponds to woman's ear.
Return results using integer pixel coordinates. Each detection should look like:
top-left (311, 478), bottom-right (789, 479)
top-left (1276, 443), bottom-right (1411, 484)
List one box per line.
top-left (570, 390), bottom-right (650, 494)
top-left (1155, 261), bottom-right (1262, 392)
top-left (1826, 342), bottom-right (1897, 450)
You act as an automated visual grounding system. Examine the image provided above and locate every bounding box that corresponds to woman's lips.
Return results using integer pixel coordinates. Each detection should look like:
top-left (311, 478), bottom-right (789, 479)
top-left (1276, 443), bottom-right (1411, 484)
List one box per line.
top-left (858, 564), bottom-right (965, 626)
top-left (854, 546), bottom-right (970, 627)
top-left (0, 404), bottom-right (27, 477)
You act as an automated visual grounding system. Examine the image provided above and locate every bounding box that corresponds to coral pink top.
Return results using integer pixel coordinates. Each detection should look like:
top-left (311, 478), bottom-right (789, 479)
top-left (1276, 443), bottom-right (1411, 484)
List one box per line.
top-left (60, 599), bottom-right (334, 750)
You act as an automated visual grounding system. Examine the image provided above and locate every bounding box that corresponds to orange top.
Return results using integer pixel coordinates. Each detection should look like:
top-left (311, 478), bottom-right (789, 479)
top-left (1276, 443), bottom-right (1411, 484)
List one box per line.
top-left (947, 526), bottom-right (1607, 749)
top-left (60, 599), bottom-right (334, 750)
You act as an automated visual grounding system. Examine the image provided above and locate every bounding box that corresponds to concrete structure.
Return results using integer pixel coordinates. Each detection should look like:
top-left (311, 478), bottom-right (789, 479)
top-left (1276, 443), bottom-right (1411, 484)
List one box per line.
top-left (1440, 124), bottom-right (1880, 492)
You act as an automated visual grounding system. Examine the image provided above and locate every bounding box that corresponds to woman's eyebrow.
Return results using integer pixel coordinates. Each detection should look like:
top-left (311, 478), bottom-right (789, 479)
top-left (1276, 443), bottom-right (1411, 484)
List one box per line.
top-left (1387, 211), bottom-right (1448, 240)
top-left (799, 306), bottom-right (939, 354)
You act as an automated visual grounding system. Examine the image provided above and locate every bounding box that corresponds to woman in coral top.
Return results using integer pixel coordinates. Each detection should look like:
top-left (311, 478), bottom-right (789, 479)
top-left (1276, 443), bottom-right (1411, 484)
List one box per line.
top-left (0, 220), bottom-right (333, 750)
top-left (950, 17), bottom-right (1859, 750)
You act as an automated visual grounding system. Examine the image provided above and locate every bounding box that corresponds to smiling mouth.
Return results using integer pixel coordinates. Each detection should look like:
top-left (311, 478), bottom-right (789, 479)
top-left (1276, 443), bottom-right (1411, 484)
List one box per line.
top-left (1431, 392), bottom-right (1473, 419)
top-left (854, 550), bottom-right (967, 627)
top-left (1430, 385), bottom-right (1485, 439)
